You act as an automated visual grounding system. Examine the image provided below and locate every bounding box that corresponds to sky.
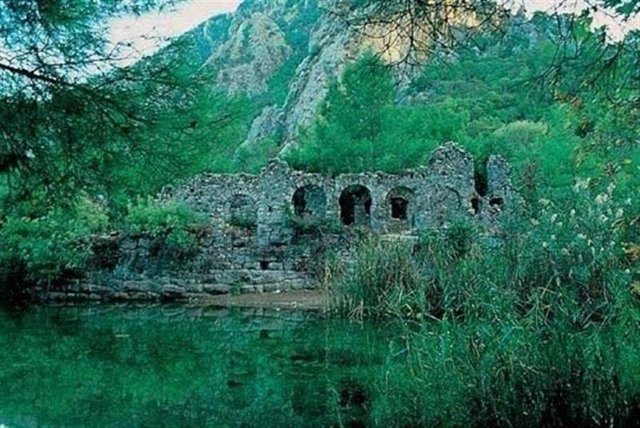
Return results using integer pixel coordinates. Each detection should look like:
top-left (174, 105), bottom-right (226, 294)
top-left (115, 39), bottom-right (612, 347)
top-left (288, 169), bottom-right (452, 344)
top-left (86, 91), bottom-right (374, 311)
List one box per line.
top-left (109, 0), bottom-right (639, 61)
top-left (109, 0), bottom-right (242, 61)
top-left (519, 0), bottom-right (640, 40)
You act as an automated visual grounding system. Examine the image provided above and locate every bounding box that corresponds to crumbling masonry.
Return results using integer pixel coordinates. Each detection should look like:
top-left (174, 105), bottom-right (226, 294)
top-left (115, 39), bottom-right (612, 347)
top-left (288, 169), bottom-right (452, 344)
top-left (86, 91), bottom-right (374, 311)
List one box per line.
top-left (174, 142), bottom-right (517, 242)
top-left (44, 143), bottom-right (519, 302)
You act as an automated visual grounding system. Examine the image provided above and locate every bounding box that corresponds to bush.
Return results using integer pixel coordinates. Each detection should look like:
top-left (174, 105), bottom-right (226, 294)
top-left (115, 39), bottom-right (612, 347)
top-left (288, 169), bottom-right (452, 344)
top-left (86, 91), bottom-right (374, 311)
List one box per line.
top-left (0, 199), bottom-right (109, 289)
top-left (330, 237), bottom-right (427, 318)
top-left (124, 197), bottom-right (205, 252)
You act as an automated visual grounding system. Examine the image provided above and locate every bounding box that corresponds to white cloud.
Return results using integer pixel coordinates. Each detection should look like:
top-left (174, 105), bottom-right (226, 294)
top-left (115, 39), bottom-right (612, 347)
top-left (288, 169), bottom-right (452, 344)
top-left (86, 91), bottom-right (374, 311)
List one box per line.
top-left (109, 0), bottom-right (242, 62)
top-left (515, 0), bottom-right (640, 40)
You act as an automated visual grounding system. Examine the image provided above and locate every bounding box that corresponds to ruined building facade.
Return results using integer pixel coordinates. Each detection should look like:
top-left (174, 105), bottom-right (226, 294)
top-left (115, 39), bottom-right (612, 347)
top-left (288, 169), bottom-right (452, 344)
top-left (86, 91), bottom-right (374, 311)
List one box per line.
top-left (44, 143), bottom-right (518, 302)
top-left (172, 142), bottom-right (516, 245)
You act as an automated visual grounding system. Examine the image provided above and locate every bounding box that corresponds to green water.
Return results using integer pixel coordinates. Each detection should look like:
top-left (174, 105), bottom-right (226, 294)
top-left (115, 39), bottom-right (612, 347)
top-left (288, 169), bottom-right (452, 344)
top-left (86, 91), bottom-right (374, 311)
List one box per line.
top-left (0, 305), bottom-right (402, 427)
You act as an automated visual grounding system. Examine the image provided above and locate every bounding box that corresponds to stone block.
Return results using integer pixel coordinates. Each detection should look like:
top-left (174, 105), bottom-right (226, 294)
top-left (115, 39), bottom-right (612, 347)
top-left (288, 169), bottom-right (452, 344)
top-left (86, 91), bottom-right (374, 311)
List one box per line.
top-left (267, 262), bottom-right (284, 270)
top-left (203, 284), bottom-right (231, 295)
top-left (161, 285), bottom-right (187, 301)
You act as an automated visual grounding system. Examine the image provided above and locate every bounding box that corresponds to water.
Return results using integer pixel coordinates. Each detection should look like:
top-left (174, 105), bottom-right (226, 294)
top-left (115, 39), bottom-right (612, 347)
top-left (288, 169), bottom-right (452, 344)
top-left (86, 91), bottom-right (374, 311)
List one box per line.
top-left (0, 305), bottom-right (402, 427)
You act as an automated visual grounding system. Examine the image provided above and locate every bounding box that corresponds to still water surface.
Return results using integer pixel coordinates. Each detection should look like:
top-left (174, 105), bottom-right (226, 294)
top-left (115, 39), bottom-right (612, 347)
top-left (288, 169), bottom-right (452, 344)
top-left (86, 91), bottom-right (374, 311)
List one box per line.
top-left (0, 305), bottom-right (402, 427)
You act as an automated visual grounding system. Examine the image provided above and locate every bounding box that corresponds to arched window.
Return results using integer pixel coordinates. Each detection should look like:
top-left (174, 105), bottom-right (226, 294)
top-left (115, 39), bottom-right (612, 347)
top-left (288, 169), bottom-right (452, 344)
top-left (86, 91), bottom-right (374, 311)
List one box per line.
top-left (292, 185), bottom-right (327, 219)
top-left (391, 197), bottom-right (408, 220)
top-left (387, 187), bottom-right (414, 224)
top-left (339, 185), bottom-right (372, 226)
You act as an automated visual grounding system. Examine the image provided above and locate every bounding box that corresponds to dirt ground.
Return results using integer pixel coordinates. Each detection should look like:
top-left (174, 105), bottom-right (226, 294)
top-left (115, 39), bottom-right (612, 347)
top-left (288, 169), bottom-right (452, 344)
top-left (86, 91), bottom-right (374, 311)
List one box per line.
top-left (194, 289), bottom-right (330, 310)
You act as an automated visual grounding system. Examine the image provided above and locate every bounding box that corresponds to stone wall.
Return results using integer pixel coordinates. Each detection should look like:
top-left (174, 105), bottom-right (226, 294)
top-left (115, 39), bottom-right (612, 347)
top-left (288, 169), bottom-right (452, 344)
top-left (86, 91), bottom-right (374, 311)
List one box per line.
top-left (172, 142), bottom-right (516, 241)
top-left (39, 142), bottom-right (518, 303)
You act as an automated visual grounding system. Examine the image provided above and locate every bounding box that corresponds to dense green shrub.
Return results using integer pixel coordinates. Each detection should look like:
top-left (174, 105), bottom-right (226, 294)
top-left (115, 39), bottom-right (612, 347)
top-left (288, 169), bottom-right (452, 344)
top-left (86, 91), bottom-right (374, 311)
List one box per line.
top-left (0, 197), bottom-right (206, 298)
top-left (124, 197), bottom-right (205, 251)
top-left (0, 199), bottom-right (109, 289)
top-left (330, 237), bottom-right (427, 318)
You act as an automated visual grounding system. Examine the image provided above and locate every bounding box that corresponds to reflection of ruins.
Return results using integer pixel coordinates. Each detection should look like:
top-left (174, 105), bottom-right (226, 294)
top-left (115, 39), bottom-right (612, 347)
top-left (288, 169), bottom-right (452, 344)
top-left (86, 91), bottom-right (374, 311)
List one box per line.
top-left (171, 142), bottom-right (517, 249)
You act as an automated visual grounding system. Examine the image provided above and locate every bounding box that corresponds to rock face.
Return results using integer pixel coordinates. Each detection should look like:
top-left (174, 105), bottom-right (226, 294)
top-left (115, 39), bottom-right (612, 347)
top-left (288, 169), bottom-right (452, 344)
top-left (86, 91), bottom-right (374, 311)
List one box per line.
top-left (235, 105), bottom-right (284, 155)
top-left (280, 6), bottom-right (358, 146)
top-left (194, 0), bottom-right (443, 153)
top-left (210, 11), bottom-right (292, 95)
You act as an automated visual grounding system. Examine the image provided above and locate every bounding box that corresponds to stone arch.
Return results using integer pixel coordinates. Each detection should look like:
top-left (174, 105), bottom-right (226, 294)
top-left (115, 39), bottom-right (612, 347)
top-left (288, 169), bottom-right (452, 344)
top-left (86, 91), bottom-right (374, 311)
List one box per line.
top-left (227, 194), bottom-right (258, 228)
top-left (339, 185), bottom-right (372, 226)
top-left (292, 185), bottom-right (327, 219)
top-left (386, 186), bottom-right (414, 223)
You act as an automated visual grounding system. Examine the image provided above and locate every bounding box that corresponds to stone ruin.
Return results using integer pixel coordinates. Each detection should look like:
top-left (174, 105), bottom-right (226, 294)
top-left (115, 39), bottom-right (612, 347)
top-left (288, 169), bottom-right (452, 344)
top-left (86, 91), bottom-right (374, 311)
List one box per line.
top-left (43, 142), bottom-right (519, 303)
top-left (172, 142), bottom-right (517, 242)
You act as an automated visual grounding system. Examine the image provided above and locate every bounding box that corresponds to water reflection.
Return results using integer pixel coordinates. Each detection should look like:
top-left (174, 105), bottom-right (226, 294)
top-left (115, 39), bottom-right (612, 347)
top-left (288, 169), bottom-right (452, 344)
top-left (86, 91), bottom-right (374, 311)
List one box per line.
top-left (0, 306), bottom-right (401, 427)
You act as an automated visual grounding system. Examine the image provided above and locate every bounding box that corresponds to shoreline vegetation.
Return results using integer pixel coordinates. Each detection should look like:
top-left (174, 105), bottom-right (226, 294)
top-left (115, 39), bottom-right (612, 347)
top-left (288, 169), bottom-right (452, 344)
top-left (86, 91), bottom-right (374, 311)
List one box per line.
top-left (316, 185), bottom-right (640, 425)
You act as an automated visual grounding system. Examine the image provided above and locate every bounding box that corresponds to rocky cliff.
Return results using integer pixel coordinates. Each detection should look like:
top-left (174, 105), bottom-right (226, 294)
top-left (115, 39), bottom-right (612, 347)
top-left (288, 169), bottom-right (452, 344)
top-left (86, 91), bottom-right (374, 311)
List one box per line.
top-left (180, 0), bottom-right (455, 157)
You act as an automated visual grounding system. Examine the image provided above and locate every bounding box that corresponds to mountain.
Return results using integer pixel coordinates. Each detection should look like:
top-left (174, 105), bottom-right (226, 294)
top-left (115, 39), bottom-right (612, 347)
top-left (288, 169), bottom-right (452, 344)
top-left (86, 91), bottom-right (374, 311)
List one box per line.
top-left (174, 0), bottom-right (444, 162)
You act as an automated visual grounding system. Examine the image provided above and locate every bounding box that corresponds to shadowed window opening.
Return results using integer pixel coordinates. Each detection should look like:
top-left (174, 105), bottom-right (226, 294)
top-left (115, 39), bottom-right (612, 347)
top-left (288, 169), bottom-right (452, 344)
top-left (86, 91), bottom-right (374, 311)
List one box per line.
top-left (339, 185), bottom-right (372, 226)
top-left (474, 162), bottom-right (488, 196)
top-left (387, 186), bottom-right (414, 226)
top-left (390, 197), bottom-right (408, 220)
top-left (292, 185), bottom-right (327, 219)
top-left (260, 261), bottom-right (269, 270)
top-left (471, 197), bottom-right (480, 215)
top-left (490, 197), bottom-right (503, 207)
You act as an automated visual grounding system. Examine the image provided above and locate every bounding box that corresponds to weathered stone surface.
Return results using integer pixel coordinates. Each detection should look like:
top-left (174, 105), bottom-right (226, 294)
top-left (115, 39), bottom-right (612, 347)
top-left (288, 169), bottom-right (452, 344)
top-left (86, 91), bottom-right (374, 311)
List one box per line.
top-left (45, 143), bottom-right (518, 304)
top-left (77, 284), bottom-right (115, 297)
top-left (203, 284), bottom-right (232, 295)
top-left (184, 282), bottom-right (204, 294)
top-left (236, 105), bottom-right (284, 157)
top-left (211, 12), bottom-right (292, 95)
top-left (280, 11), bottom-right (356, 147)
top-left (267, 262), bottom-right (284, 270)
top-left (486, 155), bottom-right (513, 196)
top-left (161, 285), bottom-right (187, 301)
top-left (123, 280), bottom-right (158, 293)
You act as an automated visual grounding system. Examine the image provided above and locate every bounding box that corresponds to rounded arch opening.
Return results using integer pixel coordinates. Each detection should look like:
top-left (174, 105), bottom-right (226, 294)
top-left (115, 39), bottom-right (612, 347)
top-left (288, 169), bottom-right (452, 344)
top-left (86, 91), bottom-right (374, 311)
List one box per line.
top-left (292, 185), bottom-right (327, 219)
top-left (387, 186), bottom-right (414, 224)
top-left (339, 185), bottom-right (372, 226)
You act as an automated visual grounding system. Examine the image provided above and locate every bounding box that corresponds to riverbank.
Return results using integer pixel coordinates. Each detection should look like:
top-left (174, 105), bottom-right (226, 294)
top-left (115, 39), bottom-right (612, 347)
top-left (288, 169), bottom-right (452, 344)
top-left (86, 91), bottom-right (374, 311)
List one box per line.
top-left (194, 289), bottom-right (328, 310)
top-left (40, 288), bottom-right (329, 311)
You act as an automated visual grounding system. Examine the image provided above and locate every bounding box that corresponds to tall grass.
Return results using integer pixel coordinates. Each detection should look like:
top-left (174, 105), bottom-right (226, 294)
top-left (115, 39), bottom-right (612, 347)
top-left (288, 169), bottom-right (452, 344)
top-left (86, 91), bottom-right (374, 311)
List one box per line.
top-left (327, 187), bottom-right (640, 425)
top-left (330, 237), bottom-right (427, 318)
top-left (370, 305), bottom-right (640, 426)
